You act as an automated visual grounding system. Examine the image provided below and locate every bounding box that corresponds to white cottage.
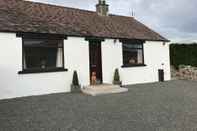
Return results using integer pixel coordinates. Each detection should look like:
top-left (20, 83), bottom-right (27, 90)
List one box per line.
top-left (0, 0), bottom-right (171, 99)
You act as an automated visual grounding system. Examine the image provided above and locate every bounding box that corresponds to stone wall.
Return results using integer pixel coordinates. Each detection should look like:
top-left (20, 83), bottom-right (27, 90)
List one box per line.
top-left (171, 65), bottom-right (197, 80)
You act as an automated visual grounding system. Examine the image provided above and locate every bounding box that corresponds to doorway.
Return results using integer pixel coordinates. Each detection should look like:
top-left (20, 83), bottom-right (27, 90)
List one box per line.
top-left (89, 40), bottom-right (103, 84)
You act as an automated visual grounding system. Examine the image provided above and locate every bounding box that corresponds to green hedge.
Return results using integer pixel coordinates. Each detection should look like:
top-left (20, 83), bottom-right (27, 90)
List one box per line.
top-left (170, 44), bottom-right (197, 69)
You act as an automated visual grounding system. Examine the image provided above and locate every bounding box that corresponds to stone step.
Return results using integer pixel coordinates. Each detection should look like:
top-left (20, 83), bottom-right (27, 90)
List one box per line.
top-left (82, 84), bottom-right (128, 96)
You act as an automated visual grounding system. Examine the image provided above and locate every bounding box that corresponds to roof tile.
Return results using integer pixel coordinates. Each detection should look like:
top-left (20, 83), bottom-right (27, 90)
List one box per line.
top-left (0, 0), bottom-right (168, 41)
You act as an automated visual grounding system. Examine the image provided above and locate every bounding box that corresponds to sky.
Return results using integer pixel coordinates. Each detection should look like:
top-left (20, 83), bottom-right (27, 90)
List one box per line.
top-left (30, 0), bottom-right (197, 43)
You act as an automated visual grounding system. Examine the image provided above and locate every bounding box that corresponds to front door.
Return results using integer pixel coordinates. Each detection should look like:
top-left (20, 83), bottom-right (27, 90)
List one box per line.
top-left (89, 41), bottom-right (103, 84)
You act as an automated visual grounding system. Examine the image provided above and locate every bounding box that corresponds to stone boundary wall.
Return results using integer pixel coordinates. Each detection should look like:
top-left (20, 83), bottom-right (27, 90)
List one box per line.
top-left (171, 65), bottom-right (197, 80)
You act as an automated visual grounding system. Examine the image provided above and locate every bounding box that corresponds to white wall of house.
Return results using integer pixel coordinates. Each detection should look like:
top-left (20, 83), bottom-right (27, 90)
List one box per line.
top-left (0, 32), bottom-right (171, 100)
top-left (64, 37), bottom-right (90, 87)
top-left (101, 39), bottom-right (171, 85)
top-left (102, 39), bottom-right (123, 83)
top-left (0, 33), bottom-right (89, 100)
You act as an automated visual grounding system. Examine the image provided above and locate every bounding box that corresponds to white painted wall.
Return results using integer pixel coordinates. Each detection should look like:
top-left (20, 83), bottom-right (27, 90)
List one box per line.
top-left (102, 39), bottom-right (122, 83)
top-left (0, 32), bottom-right (170, 100)
top-left (0, 33), bottom-right (89, 100)
top-left (64, 37), bottom-right (90, 87)
top-left (121, 41), bottom-right (171, 85)
top-left (101, 39), bottom-right (171, 85)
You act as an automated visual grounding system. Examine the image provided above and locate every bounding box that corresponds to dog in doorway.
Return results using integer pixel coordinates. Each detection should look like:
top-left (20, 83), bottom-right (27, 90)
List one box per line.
top-left (91, 72), bottom-right (97, 85)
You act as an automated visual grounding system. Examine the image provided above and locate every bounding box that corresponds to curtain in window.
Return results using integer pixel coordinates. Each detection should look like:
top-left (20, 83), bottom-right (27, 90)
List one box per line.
top-left (24, 51), bottom-right (27, 69)
top-left (137, 50), bottom-right (143, 64)
top-left (56, 48), bottom-right (63, 67)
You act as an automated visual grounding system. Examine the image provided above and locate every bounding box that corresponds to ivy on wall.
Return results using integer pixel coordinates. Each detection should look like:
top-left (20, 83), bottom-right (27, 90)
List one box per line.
top-left (170, 43), bottom-right (197, 69)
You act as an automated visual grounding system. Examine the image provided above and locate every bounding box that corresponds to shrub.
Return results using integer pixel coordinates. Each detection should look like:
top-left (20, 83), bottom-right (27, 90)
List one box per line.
top-left (170, 44), bottom-right (197, 69)
top-left (71, 71), bottom-right (81, 93)
top-left (113, 68), bottom-right (120, 85)
top-left (72, 71), bottom-right (79, 86)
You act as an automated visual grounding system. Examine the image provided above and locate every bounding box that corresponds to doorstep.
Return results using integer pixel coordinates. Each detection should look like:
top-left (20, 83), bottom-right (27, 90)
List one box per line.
top-left (82, 84), bottom-right (128, 96)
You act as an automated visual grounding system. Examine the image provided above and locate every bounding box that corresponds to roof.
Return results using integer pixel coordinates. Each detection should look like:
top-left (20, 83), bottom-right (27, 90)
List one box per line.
top-left (0, 0), bottom-right (169, 42)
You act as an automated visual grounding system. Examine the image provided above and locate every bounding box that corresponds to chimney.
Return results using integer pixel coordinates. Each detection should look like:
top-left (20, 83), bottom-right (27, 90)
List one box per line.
top-left (96, 0), bottom-right (109, 16)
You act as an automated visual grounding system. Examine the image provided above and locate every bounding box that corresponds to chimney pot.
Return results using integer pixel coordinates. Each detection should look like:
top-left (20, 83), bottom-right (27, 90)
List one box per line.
top-left (96, 0), bottom-right (109, 16)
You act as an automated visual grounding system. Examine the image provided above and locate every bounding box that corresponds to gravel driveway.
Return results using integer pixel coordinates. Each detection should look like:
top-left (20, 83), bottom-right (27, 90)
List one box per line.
top-left (1, 80), bottom-right (197, 131)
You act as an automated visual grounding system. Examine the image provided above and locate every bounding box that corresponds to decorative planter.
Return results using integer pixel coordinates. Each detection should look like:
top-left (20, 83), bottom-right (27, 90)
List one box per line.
top-left (71, 85), bottom-right (81, 93)
top-left (113, 81), bottom-right (122, 86)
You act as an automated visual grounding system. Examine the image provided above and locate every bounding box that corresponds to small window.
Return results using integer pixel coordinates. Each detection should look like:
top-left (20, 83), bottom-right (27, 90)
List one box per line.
top-left (21, 37), bottom-right (65, 73)
top-left (122, 40), bottom-right (145, 67)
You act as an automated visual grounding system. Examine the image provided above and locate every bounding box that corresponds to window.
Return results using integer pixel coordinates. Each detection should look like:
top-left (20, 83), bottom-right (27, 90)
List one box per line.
top-left (18, 34), bottom-right (67, 74)
top-left (122, 40), bottom-right (145, 67)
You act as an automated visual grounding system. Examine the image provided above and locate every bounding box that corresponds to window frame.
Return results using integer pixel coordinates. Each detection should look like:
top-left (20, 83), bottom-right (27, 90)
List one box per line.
top-left (17, 33), bottom-right (68, 74)
top-left (121, 39), bottom-right (146, 68)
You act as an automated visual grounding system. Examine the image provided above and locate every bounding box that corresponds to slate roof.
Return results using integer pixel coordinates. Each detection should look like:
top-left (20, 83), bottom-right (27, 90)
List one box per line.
top-left (0, 0), bottom-right (168, 41)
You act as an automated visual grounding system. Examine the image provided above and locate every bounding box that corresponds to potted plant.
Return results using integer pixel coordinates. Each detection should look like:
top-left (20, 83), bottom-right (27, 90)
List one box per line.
top-left (113, 68), bottom-right (122, 86)
top-left (71, 70), bottom-right (81, 93)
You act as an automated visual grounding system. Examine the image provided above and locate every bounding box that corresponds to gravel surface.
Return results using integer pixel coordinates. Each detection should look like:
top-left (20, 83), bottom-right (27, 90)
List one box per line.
top-left (1, 80), bottom-right (197, 131)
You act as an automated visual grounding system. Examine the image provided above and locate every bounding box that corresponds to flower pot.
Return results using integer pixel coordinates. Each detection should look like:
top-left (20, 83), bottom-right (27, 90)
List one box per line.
top-left (113, 81), bottom-right (122, 86)
top-left (71, 85), bottom-right (81, 93)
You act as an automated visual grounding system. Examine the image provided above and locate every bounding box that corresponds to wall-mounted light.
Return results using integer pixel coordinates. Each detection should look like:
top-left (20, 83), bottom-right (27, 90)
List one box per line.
top-left (114, 39), bottom-right (117, 44)
top-left (114, 39), bottom-right (119, 45)
top-left (163, 42), bottom-right (166, 46)
top-left (161, 63), bottom-right (164, 69)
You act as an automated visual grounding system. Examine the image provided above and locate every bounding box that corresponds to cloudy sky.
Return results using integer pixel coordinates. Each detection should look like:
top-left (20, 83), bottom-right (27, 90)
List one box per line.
top-left (31, 0), bottom-right (197, 43)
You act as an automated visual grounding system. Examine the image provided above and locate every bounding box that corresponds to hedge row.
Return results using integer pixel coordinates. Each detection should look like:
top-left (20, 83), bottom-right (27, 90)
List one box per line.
top-left (170, 44), bottom-right (197, 69)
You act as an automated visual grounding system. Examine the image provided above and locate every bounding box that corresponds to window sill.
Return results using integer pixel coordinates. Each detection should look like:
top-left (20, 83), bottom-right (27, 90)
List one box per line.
top-left (18, 68), bottom-right (68, 74)
top-left (121, 64), bottom-right (147, 68)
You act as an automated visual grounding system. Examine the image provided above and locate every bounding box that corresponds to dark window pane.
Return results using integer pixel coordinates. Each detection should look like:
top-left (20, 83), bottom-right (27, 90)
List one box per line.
top-left (123, 44), bottom-right (142, 49)
top-left (24, 39), bottom-right (63, 47)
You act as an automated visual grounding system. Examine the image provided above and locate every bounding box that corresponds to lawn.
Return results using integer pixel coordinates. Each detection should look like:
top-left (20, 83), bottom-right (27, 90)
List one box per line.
top-left (0, 80), bottom-right (197, 131)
